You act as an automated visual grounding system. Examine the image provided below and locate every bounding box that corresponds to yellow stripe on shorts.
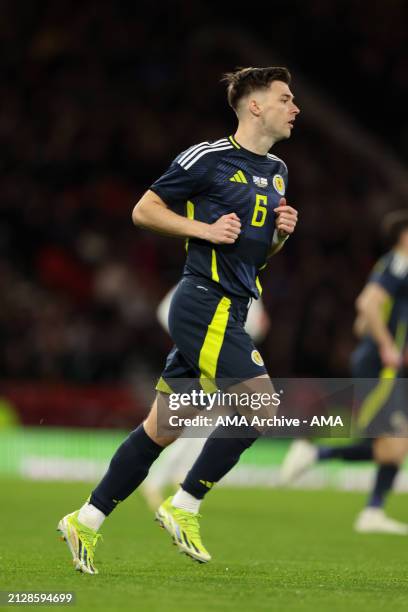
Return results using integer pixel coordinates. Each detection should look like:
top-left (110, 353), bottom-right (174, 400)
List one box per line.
top-left (356, 368), bottom-right (397, 431)
top-left (357, 320), bottom-right (407, 431)
top-left (199, 296), bottom-right (231, 393)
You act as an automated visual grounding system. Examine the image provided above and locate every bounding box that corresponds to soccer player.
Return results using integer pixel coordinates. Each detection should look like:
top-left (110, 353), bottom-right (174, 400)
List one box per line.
top-left (141, 288), bottom-right (271, 510)
top-left (281, 210), bottom-right (408, 534)
top-left (58, 67), bottom-right (299, 573)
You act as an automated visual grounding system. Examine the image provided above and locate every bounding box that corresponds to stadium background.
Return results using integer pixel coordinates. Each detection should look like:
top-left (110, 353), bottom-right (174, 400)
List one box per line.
top-left (1, 2), bottom-right (408, 610)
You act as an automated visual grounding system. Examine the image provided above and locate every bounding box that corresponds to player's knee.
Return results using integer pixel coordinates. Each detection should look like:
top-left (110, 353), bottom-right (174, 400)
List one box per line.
top-left (143, 395), bottom-right (177, 447)
top-left (374, 437), bottom-right (408, 464)
top-left (143, 419), bottom-right (176, 447)
top-left (229, 375), bottom-right (277, 432)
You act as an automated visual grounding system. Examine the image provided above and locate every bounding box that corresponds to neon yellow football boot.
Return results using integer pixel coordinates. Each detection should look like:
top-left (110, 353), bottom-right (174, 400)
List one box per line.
top-left (155, 496), bottom-right (211, 563)
top-left (57, 511), bottom-right (102, 574)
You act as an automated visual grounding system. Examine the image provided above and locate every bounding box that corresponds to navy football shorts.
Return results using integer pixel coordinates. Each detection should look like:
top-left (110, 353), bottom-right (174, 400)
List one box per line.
top-left (156, 275), bottom-right (267, 394)
top-left (350, 341), bottom-right (407, 436)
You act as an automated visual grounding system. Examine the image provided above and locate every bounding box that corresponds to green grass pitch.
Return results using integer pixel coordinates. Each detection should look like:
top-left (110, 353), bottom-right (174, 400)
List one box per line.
top-left (1, 478), bottom-right (408, 611)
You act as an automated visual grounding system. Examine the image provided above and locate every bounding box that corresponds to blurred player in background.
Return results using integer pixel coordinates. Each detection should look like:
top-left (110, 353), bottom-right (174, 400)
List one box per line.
top-left (140, 287), bottom-right (270, 510)
top-left (281, 211), bottom-right (408, 534)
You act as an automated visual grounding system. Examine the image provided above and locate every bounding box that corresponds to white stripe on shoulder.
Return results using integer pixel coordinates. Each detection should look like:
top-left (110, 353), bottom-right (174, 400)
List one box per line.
top-left (180, 142), bottom-right (231, 169)
top-left (267, 153), bottom-right (288, 173)
top-left (178, 138), bottom-right (231, 168)
top-left (182, 143), bottom-right (233, 170)
top-left (178, 142), bottom-right (209, 165)
top-left (178, 138), bottom-right (228, 164)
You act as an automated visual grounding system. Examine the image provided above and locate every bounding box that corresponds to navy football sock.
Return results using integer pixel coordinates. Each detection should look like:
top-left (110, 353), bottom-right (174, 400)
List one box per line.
top-left (90, 424), bottom-right (163, 515)
top-left (181, 423), bottom-right (260, 499)
top-left (318, 441), bottom-right (373, 461)
top-left (367, 464), bottom-right (399, 508)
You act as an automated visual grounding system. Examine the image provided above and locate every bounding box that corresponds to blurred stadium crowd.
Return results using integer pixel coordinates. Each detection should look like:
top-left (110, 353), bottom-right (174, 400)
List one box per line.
top-left (1, 0), bottom-right (407, 383)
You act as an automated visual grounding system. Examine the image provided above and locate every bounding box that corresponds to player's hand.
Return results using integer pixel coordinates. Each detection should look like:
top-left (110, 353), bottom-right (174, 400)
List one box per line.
top-left (206, 213), bottom-right (241, 244)
top-left (273, 198), bottom-right (298, 238)
top-left (379, 341), bottom-right (402, 370)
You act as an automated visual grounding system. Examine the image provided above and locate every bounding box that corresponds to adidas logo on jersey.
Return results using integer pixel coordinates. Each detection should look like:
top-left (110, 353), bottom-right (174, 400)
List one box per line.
top-left (229, 170), bottom-right (247, 184)
top-left (253, 176), bottom-right (268, 188)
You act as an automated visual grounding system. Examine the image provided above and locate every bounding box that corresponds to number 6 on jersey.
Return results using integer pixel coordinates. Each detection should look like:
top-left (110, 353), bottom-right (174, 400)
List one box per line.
top-left (251, 194), bottom-right (268, 227)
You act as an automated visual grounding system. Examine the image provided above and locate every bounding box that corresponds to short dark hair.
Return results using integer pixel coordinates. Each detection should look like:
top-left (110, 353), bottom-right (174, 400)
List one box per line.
top-left (222, 66), bottom-right (291, 111)
top-left (382, 210), bottom-right (408, 246)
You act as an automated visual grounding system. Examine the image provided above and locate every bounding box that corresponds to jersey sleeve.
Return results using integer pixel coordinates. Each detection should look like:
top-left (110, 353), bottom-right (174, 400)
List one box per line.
top-left (369, 253), bottom-right (408, 296)
top-left (149, 143), bottom-right (215, 209)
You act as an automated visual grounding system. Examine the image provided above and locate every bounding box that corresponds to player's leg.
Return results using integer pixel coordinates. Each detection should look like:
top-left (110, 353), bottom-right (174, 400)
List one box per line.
top-left (349, 343), bottom-right (405, 531)
top-left (88, 394), bottom-right (177, 515)
top-left (281, 437), bottom-right (408, 533)
top-left (280, 438), bottom-right (374, 485)
top-left (140, 433), bottom-right (207, 510)
top-left (58, 277), bottom-right (203, 574)
top-left (354, 436), bottom-right (408, 534)
top-left (369, 437), bottom-right (406, 511)
top-left (173, 375), bottom-right (272, 502)
top-left (351, 351), bottom-right (408, 533)
top-left (281, 347), bottom-right (381, 483)
top-left (156, 374), bottom-right (275, 562)
top-left (58, 394), bottom-right (178, 573)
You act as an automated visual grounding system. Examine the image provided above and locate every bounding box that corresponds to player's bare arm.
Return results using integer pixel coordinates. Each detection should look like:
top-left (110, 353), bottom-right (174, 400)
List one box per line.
top-left (269, 197), bottom-right (298, 256)
top-left (355, 282), bottom-right (401, 368)
top-left (132, 190), bottom-right (241, 245)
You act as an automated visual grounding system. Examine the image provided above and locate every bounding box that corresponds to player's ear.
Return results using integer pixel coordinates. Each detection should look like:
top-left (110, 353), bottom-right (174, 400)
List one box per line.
top-left (248, 97), bottom-right (261, 117)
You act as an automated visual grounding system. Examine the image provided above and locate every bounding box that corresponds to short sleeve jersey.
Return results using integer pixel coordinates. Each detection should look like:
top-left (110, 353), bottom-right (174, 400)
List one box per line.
top-left (369, 251), bottom-right (408, 346)
top-left (150, 135), bottom-right (288, 298)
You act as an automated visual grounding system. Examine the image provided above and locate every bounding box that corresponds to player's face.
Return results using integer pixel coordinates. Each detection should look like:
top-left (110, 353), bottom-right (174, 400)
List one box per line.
top-left (398, 228), bottom-right (408, 254)
top-left (258, 81), bottom-right (300, 141)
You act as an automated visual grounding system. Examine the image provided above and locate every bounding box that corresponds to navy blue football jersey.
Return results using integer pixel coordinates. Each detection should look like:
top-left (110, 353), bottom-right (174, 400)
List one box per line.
top-left (368, 251), bottom-right (408, 347)
top-left (150, 135), bottom-right (288, 298)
